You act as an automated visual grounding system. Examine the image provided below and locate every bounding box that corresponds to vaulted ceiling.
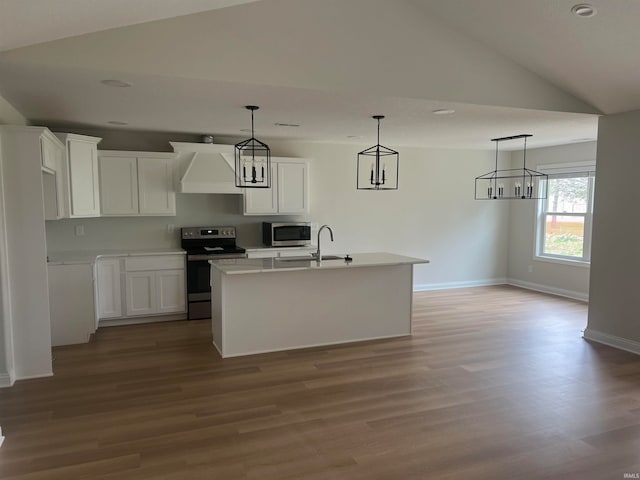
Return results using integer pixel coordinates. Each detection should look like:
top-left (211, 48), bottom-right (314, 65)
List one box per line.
top-left (1, 0), bottom-right (634, 149)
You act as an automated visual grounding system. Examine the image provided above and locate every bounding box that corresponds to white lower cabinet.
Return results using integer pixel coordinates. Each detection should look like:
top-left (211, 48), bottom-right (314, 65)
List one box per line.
top-left (125, 271), bottom-right (156, 316)
top-left (157, 270), bottom-right (186, 313)
top-left (96, 258), bottom-right (123, 319)
top-left (96, 254), bottom-right (186, 323)
top-left (48, 263), bottom-right (97, 346)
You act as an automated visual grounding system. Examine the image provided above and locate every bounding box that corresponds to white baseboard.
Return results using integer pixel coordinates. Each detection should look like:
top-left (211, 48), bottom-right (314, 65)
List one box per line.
top-left (0, 372), bottom-right (14, 388)
top-left (583, 328), bottom-right (640, 356)
top-left (14, 372), bottom-right (53, 381)
top-left (99, 313), bottom-right (187, 327)
top-left (507, 278), bottom-right (588, 302)
top-left (413, 278), bottom-right (507, 292)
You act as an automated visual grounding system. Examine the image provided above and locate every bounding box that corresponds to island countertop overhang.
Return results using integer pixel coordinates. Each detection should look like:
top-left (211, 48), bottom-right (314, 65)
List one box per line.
top-left (210, 252), bottom-right (429, 275)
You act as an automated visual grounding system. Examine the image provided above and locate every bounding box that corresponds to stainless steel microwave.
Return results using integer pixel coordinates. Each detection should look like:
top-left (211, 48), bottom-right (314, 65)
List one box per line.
top-left (262, 222), bottom-right (312, 247)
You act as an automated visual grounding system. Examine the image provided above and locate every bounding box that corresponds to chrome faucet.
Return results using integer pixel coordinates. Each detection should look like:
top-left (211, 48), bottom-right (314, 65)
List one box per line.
top-left (315, 225), bottom-right (334, 262)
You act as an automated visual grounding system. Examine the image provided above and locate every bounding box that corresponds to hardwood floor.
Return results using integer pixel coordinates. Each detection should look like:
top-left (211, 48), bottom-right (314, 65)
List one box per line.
top-left (1, 285), bottom-right (640, 479)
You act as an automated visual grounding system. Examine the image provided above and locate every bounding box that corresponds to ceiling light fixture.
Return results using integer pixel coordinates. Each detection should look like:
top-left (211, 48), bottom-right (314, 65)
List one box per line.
top-left (100, 79), bottom-right (133, 88)
top-left (475, 134), bottom-right (548, 200)
top-left (571, 3), bottom-right (597, 17)
top-left (235, 105), bottom-right (271, 188)
top-left (274, 123), bottom-right (300, 127)
top-left (107, 120), bottom-right (128, 125)
top-left (432, 108), bottom-right (455, 115)
top-left (357, 115), bottom-right (399, 190)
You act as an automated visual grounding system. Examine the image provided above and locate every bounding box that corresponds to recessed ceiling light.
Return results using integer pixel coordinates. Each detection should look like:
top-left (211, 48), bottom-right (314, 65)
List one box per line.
top-left (274, 123), bottom-right (300, 127)
top-left (571, 3), bottom-right (597, 17)
top-left (432, 108), bottom-right (455, 115)
top-left (346, 135), bottom-right (360, 139)
top-left (101, 79), bottom-right (133, 88)
top-left (107, 120), bottom-right (128, 125)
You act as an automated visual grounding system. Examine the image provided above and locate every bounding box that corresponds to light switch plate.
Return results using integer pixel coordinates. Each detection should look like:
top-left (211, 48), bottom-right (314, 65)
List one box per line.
top-left (75, 225), bottom-right (85, 236)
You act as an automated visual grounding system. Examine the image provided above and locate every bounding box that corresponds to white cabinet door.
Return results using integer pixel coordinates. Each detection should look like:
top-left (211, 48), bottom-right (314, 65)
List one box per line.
top-left (243, 163), bottom-right (278, 215)
top-left (68, 139), bottom-right (100, 216)
top-left (138, 157), bottom-right (176, 215)
top-left (156, 269), bottom-right (185, 313)
top-left (96, 258), bottom-right (122, 319)
top-left (277, 162), bottom-right (308, 214)
top-left (99, 155), bottom-right (139, 215)
top-left (48, 264), bottom-right (96, 346)
top-left (125, 271), bottom-right (156, 316)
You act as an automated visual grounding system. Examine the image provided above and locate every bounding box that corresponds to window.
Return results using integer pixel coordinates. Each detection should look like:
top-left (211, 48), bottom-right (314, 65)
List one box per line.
top-left (535, 162), bottom-right (595, 264)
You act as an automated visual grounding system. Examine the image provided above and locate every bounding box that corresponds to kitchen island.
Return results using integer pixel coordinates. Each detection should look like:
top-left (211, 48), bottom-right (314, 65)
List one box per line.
top-left (210, 253), bottom-right (429, 358)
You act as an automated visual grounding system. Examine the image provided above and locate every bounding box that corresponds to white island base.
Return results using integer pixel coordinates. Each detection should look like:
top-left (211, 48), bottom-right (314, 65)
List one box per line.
top-left (210, 253), bottom-right (428, 358)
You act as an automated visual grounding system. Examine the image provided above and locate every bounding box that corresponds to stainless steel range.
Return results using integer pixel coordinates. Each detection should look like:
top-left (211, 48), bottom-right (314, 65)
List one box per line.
top-left (181, 226), bottom-right (246, 320)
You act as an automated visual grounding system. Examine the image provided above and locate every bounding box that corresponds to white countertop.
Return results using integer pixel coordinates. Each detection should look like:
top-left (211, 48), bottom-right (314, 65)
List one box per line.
top-left (210, 252), bottom-right (429, 275)
top-left (241, 245), bottom-right (316, 252)
top-left (47, 248), bottom-right (186, 265)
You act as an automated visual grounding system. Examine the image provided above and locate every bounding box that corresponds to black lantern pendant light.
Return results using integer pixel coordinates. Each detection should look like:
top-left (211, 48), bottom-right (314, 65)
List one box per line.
top-left (475, 134), bottom-right (548, 200)
top-left (357, 115), bottom-right (399, 190)
top-left (235, 105), bottom-right (271, 188)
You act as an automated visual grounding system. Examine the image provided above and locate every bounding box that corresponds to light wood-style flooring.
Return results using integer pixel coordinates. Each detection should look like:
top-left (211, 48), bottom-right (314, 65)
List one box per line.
top-left (1, 285), bottom-right (640, 479)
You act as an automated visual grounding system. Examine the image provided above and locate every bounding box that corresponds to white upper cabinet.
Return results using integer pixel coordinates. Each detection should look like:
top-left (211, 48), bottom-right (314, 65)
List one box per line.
top-left (98, 151), bottom-right (177, 216)
top-left (243, 163), bottom-right (278, 215)
top-left (244, 158), bottom-right (309, 215)
top-left (40, 135), bottom-right (60, 171)
top-left (277, 162), bottom-right (308, 214)
top-left (138, 156), bottom-right (176, 215)
top-left (54, 133), bottom-right (102, 218)
top-left (40, 132), bottom-right (65, 220)
top-left (99, 155), bottom-right (139, 215)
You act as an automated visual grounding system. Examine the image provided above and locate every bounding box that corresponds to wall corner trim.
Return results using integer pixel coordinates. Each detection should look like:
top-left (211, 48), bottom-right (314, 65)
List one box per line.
top-left (583, 328), bottom-right (640, 356)
top-left (507, 278), bottom-right (588, 302)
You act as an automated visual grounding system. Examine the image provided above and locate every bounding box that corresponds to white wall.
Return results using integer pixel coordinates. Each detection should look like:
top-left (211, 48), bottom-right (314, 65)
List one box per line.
top-left (507, 141), bottom-right (597, 300)
top-left (0, 95), bottom-right (27, 126)
top-left (269, 140), bottom-right (510, 288)
top-left (0, 127), bottom-right (53, 383)
top-left (0, 132), bottom-right (14, 386)
top-left (0, 94), bottom-right (26, 386)
top-left (586, 110), bottom-right (640, 351)
top-left (45, 133), bottom-right (510, 289)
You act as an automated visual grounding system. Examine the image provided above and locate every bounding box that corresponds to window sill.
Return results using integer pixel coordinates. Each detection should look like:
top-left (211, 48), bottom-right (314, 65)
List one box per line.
top-left (534, 255), bottom-right (590, 268)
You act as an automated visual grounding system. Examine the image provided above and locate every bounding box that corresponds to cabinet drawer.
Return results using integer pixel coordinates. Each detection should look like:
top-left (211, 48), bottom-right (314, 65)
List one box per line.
top-left (124, 255), bottom-right (185, 272)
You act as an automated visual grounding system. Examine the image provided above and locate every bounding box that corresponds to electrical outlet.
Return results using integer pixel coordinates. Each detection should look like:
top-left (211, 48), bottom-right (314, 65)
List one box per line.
top-left (75, 225), bottom-right (85, 236)
top-left (167, 224), bottom-right (175, 234)
top-left (527, 264), bottom-right (533, 273)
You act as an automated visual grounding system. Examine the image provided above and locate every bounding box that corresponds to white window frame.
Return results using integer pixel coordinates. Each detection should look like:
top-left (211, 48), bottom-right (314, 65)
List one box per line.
top-left (534, 161), bottom-right (596, 266)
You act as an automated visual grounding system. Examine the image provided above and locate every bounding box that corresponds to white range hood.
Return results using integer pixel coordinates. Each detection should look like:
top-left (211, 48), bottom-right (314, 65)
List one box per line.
top-left (170, 142), bottom-right (241, 194)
